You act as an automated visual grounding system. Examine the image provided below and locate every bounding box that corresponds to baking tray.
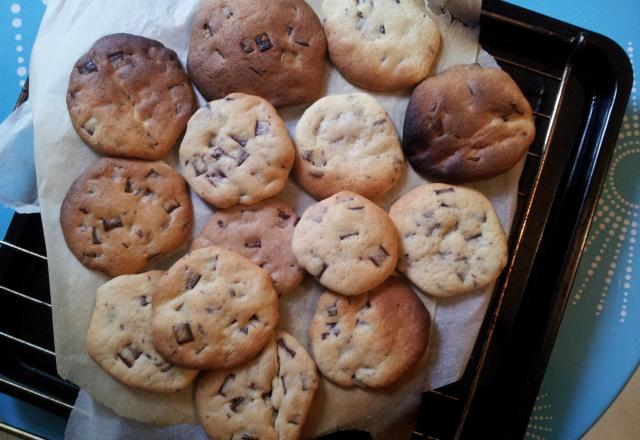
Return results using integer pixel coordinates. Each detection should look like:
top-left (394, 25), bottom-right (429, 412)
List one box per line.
top-left (0, 1), bottom-right (632, 438)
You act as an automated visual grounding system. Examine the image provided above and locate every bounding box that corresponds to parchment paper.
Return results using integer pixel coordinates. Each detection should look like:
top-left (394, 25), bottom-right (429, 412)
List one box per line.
top-left (29, 0), bottom-right (522, 437)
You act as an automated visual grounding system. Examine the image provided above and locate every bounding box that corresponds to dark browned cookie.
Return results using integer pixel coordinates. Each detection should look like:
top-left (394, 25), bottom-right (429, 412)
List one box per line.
top-left (186, 0), bottom-right (327, 108)
top-left (191, 198), bottom-right (304, 296)
top-left (403, 64), bottom-right (535, 183)
top-left (60, 158), bottom-right (193, 277)
top-left (67, 33), bottom-right (197, 160)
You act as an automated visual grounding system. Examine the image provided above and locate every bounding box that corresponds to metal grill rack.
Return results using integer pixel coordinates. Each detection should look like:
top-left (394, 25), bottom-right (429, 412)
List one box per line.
top-left (0, 1), bottom-right (632, 439)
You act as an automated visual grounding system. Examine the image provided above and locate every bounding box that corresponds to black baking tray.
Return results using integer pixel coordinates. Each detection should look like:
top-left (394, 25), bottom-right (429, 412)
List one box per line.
top-left (0, 1), bottom-right (632, 438)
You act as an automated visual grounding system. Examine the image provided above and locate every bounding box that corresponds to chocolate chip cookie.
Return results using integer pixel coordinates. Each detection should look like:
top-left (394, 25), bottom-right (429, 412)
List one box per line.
top-left (310, 276), bottom-right (430, 388)
top-left (291, 191), bottom-right (398, 296)
top-left (187, 0), bottom-right (327, 108)
top-left (179, 93), bottom-right (295, 209)
top-left (87, 271), bottom-right (198, 393)
top-left (151, 246), bottom-right (279, 370)
top-left (389, 183), bottom-right (508, 297)
top-left (191, 198), bottom-right (303, 296)
top-left (403, 64), bottom-right (535, 182)
top-left (293, 93), bottom-right (404, 200)
top-left (67, 33), bottom-right (197, 160)
top-left (195, 331), bottom-right (318, 440)
top-left (322, 0), bottom-right (440, 91)
top-left (60, 158), bottom-right (193, 277)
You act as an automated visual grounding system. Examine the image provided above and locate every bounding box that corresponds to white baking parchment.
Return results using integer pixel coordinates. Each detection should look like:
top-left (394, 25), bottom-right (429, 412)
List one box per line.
top-left (27, 0), bottom-right (524, 438)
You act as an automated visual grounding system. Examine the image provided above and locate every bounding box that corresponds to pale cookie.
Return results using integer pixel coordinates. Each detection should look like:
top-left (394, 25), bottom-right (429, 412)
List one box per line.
top-left (195, 331), bottom-right (318, 440)
top-left (389, 183), bottom-right (508, 297)
top-left (60, 158), bottom-right (193, 277)
top-left (87, 271), bottom-right (198, 393)
top-left (293, 93), bottom-right (404, 200)
top-left (322, 0), bottom-right (440, 91)
top-left (191, 198), bottom-right (303, 296)
top-left (152, 246), bottom-right (279, 369)
top-left (310, 276), bottom-right (430, 388)
top-left (179, 93), bottom-right (295, 208)
top-left (291, 191), bottom-right (398, 295)
top-left (403, 64), bottom-right (535, 182)
top-left (67, 33), bottom-right (197, 160)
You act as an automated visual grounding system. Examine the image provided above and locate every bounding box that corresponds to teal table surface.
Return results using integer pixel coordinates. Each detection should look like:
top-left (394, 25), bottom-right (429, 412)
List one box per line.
top-left (0, 1), bottom-right (638, 440)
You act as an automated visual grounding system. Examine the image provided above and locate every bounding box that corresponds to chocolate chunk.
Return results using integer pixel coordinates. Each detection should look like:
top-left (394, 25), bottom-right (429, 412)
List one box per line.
top-left (117, 343), bottom-right (141, 368)
top-left (159, 363), bottom-right (173, 372)
top-left (254, 33), bottom-right (273, 52)
top-left (301, 150), bottom-right (313, 161)
top-left (281, 376), bottom-right (287, 395)
top-left (236, 149), bottom-right (250, 166)
top-left (211, 146), bottom-right (226, 159)
top-left (240, 40), bottom-right (254, 53)
top-left (245, 240), bottom-right (261, 248)
top-left (230, 134), bottom-right (248, 147)
top-left (102, 216), bottom-right (123, 231)
top-left (287, 25), bottom-right (294, 35)
top-left (203, 23), bottom-right (213, 38)
top-left (435, 187), bottom-right (455, 195)
top-left (457, 272), bottom-right (465, 282)
top-left (466, 232), bottom-right (482, 240)
top-left (249, 66), bottom-right (266, 76)
top-left (510, 102), bottom-right (524, 115)
top-left (147, 252), bottom-right (161, 261)
top-left (206, 169), bottom-right (227, 186)
top-left (78, 60), bottom-right (98, 74)
top-left (364, 301), bottom-right (372, 309)
top-left (174, 302), bottom-right (184, 312)
top-left (467, 83), bottom-right (475, 96)
top-left (380, 25), bottom-right (386, 34)
top-left (440, 202), bottom-right (449, 207)
top-left (255, 119), bottom-right (270, 136)
top-left (92, 227), bottom-right (101, 245)
top-left (108, 52), bottom-right (124, 63)
top-left (173, 323), bottom-right (194, 345)
top-left (146, 169), bottom-right (160, 178)
top-left (277, 337), bottom-right (297, 358)
top-left (124, 177), bottom-right (133, 193)
top-left (241, 434), bottom-right (258, 440)
top-left (192, 156), bottom-right (208, 176)
top-left (229, 396), bottom-right (245, 413)
top-left (139, 295), bottom-right (149, 307)
top-left (369, 245), bottom-right (390, 267)
top-left (163, 200), bottom-right (181, 214)
top-left (321, 332), bottom-right (330, 340)
top-left (278, 210), bottom-right (291, 221)
top-left (348, 206), bottom-right (365, 210)
top-left (327, 301), bottom-right (338, 316)
top-left (295, 40), bottom-right (309, 47)
top-left (218, 374), bottom-right (235, 397)
top-left (185, 271), bottom-right (201, 290)
top-left (80, 207), bottom-right (89, 214)
top-left (339, 232), bottom-right (359, 240)
top-left (356, 318), bottom-right (366, 326)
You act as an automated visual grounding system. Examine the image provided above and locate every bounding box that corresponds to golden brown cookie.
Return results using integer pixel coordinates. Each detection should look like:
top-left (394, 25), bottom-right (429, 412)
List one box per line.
top-left (87, 271), bottom-right (198, 393)
top-left (67, 33), bottom-right (197, 160)
top-left (151, 246), bottom-right (279, 370)
top-left (192, 198), bottom-right (303, 295)
top-left (59, 158), bottom-right (193, 277)
top-left (195, 331), bottom-right (318, 440)
top-left (309, 276), bottom-right (430, 388)
top-left (402, 64), bottom-right (535, 182)
top-left (187, 0), bottom-right (327, 108)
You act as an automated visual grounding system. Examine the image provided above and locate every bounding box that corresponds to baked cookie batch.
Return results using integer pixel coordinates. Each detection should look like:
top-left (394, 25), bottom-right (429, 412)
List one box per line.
top-left (59, 0), bottom-right (535, 438)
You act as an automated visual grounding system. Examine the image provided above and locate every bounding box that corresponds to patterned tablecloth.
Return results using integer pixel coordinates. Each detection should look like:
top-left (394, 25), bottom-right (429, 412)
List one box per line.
top-left (0, 1), bottom-right (637, 439)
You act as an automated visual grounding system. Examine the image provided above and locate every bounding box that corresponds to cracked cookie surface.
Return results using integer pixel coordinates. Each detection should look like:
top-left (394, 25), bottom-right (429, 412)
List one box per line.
top-left (67, 33), bottom-right (197, 160)
top-left (389, 183), bottom-right (508, 297)
top-left (322, 0), bottom-right (440, 91)
top-left (191, 198), bottom-right (303, 296)
top-left (59, 158), bottom-right (193, 277)
top-left (87, 271), bottom-right (198, 393)
top-left (293, 93), bottom-right (404, 200)
top-left (291, 191), bottom-right (398, 295)
top-left (179, 93), bottom-right (295, 208)
top-left (187, 0), bottom-right (326, 108)
top-left (195, 330), bottom-right (318, 440)
top-left (403, 64), bottom-right (535, 182)
top-left (309, 276), bottom-right (430, 388)
top-left (151, 246), bottom-right (279, 370)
